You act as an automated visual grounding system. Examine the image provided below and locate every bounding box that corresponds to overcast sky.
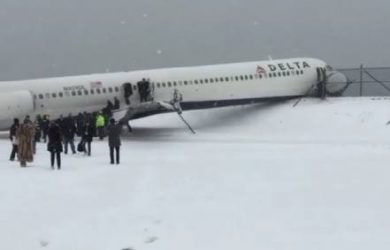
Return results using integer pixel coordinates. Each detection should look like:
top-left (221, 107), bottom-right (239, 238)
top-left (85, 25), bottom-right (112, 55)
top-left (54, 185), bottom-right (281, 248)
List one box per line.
top-left (0, 0), bottom-right (389, 80)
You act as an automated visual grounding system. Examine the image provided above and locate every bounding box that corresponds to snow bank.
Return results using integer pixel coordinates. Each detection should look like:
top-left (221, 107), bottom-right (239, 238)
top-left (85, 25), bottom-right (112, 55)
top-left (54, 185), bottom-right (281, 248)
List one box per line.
top-left (0, 97), bottom-right (389, 250)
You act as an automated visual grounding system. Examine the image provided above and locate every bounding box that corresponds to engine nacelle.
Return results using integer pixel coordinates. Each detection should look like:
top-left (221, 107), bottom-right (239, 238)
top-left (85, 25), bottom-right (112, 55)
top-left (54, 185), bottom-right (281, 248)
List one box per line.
top-left (326, 71), bottom-right (349, 95)
top-left (0, 90), bottom-right (34, 129)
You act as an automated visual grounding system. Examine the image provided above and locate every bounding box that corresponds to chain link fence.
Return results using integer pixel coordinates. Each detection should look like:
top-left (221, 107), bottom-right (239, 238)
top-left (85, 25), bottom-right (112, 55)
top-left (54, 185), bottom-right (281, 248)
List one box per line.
top-left (337, 66), bottom-right (390, 96)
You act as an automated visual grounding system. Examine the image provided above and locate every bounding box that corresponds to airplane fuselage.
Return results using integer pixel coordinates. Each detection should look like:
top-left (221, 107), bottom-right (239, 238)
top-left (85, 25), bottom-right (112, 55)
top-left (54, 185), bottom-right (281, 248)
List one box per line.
top-left (0, 58), bottom-right (328, 129)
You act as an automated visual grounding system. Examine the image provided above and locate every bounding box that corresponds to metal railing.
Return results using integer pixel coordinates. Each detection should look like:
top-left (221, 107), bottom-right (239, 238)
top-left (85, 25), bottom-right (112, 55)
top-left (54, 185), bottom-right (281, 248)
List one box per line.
top-left (337, 66), bottom-right (390, 96)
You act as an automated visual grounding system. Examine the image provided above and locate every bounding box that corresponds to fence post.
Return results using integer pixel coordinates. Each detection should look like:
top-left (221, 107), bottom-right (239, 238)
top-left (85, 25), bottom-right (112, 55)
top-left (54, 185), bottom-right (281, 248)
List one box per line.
top-left (359, 64), bottom-right (364, 96)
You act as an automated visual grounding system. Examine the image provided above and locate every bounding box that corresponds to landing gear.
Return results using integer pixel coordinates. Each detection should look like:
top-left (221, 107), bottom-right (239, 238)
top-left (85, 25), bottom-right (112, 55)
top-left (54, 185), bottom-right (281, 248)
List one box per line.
top-left (316, 67), bottom-right (327, 100)
top-left (170, 89), bottom-right (195, 134)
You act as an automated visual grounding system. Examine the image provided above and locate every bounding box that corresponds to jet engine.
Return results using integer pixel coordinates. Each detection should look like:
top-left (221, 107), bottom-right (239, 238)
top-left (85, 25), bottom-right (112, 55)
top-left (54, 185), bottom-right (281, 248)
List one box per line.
top-left (325, 70), bottom-right (350, 96)
top-left (316, 67), bottom-right (350, 96)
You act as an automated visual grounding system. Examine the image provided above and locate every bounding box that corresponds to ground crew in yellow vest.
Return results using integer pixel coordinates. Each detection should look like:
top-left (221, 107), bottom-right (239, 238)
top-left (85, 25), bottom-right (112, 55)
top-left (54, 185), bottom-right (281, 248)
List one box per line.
top-left (96, 112), bottom-right (106, 140)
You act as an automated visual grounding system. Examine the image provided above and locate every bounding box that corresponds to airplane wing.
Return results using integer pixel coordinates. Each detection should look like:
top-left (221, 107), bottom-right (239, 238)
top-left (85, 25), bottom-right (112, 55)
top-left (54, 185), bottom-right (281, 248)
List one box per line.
top-left (112, 100), bottom-right (195, 134)
top-left (112, 101), bottom-right (176, 123)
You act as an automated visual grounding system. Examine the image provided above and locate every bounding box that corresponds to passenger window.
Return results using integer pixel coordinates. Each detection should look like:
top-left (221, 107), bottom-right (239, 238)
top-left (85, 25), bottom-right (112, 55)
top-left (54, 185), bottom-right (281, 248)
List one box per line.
top-left (220, 77), bottom-right (224, 82)
top-left (45, 93), bottom-right (50, 98)
top-left (184, 81), bottom-right (188, 85)
top-left (84, 90), bottom-right (89, 95)
top-left (215, 78), bottom-right (219, 82)
top-left (114, 87), bottom-right (119, 92)
top-left (102, 88), bottom-right (107, 93)
top-left (194, 80), bottom-right (198, 84)
top-left (157, 83), bottom-right (161, 88)
top-left (167, 82), bottom-right (172, 87)
top-left (278, 72), bottom-right (281, 77)
top-left (244, 75), bottom-right (248, 80)
top-left (90, 89), bottom-right (94, 94)
top-left (77, 90), bottom-right (82, 96)
top-left (173, 82), bottom-right (177, 86)
top-left (59, 92), bottom-right (63, 97)
top-left (205, 79), bottom-right (208, 83)
top-left (240, 76), bottom-right (244, 81)
top-left (96, 89), bottom-right (101, 94)
top-left (108, 87), bottom-right (113, 93)
top-left (249, 75), bottom-right (253, 80)
top-left (162, 83), bottom-right (166, 87)
top-left (39, 94), bottom-right (44, 99)
top-left (225, 77), bottom-right (229, 82)
top-left (235, 76), bottom-right (239, 81)
top-left (52, 93), bottom-right (57, 98)
top-left (300, 70), bottom-right (304, 74)
top-left (210, 79), bottom-right (214, 83)
top-left (200, 79), bottom-right (203, 84)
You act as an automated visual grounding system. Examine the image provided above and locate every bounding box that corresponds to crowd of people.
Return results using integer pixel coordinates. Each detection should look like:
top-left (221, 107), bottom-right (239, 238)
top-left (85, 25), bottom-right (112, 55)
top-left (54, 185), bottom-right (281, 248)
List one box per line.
top-left (9, 111), bottom-right (124, 169)
top-left (7, 79), bottom-right (158, 170)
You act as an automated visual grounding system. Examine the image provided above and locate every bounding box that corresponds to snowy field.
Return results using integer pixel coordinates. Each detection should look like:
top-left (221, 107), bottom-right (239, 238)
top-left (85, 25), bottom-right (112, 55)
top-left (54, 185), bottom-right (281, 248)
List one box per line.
top-left (1, 97), bottom-right (390, 250)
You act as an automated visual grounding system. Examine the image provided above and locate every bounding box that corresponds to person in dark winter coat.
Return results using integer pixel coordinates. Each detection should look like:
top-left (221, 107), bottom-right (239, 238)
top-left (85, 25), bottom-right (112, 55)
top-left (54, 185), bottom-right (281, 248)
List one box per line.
top-left (105, 100), bottom-right (114, 117)
top-left (32, 120), bottom-right (41, 154)
top-left (34, 115), bottom-right (42, 143)
top-left (106, 118), bottom-right (122, 164)
top-left (76, 112), bottom-right (84, 136)
top-left (47, 121), bottom-right (63, 169)
top-left (113, 96), bottom-right (120, 110)
top-left (137, 78), bottom-right (150, 102)
top-left (40, 115), bottom-right (50, 143)
top-left (62, 114), bottom-right (76, 154)
top-left (123, 82), bottom-right (133, 105)
top-left (81, 121), bottom-right (94, 156)
top-left (9, 118), bottom-right (20, 161)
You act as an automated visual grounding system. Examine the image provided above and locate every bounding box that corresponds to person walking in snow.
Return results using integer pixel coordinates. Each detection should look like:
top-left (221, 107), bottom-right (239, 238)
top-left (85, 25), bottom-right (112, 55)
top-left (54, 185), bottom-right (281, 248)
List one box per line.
top-left (41, 115), bottom-right (50, 143)
top-left (106, 118), bottom-right (122, 164)
top-left (16, 118), bottom-right (35, 167)
top-left (95, 112), bottom-right (106, 140)
top-left (62, 114), bottom-right (77, 154)
top-left (47, 120), bottom-right (63, 169)
top-left (9, 118), bottom-right (20, 161)
top-left (81, 120), bottom-right (94, 156)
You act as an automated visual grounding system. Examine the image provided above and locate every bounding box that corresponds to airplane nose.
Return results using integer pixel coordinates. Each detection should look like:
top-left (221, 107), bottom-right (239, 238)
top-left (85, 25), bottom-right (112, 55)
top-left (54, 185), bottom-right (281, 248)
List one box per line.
top-left (325, 70), bottom-right (350, 96)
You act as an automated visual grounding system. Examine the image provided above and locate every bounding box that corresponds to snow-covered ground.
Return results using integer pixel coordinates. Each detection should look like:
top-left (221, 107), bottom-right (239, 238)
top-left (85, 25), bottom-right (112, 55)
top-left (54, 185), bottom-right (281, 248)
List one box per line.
top-left (1, 97), bottom-right (390, 250)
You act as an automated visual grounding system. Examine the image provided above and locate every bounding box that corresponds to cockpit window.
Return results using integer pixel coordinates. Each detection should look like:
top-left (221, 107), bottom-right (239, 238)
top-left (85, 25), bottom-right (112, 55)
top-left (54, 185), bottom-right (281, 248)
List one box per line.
top-left (326, 65), bottom-right (333, 71)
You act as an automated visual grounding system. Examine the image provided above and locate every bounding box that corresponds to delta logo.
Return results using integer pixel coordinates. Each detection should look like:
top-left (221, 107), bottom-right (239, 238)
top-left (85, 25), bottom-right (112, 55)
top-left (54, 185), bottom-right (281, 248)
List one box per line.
top-left (257, 61), bottom-right (311, 76)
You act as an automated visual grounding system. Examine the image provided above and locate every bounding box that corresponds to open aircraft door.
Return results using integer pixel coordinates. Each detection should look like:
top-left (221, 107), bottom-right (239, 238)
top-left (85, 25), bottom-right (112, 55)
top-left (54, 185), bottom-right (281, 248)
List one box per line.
top-left (122, 82), bottom-right (133, 105)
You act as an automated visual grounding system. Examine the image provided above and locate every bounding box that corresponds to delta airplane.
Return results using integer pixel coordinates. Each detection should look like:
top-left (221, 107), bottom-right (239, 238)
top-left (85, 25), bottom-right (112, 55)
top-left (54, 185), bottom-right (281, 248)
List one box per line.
top-left (0, 58), bottom-right (348, 130)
